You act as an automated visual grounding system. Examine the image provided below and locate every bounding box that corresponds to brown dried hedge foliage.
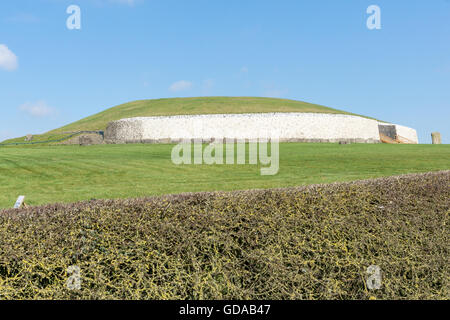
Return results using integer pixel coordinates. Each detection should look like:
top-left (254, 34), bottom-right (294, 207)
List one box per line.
top-left (0, 171), bottom-right (449, 300)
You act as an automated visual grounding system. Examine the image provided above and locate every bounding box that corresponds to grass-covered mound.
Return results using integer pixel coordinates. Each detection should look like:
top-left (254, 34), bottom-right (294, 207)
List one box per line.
top-left (2, 97), bottom-right (373, 144)
top-left (50, 97), bottom-right (369, 133)
top-left (0, 171), bottom-right (448, 300)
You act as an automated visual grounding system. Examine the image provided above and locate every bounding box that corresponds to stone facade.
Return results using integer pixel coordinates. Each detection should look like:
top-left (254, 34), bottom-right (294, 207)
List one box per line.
top-left (104, 113), bottom-right (419, 144)
top-left (394, 124), bottom-right (419, 144)
top-left (60, 133), bottom-right (105, 145)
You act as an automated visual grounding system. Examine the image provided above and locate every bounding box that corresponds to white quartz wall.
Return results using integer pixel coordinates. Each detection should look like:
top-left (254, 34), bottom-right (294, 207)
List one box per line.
top-left (395, 124), bottom-right (419, 144)
top-left (105, 113), bottom-right (387, 143)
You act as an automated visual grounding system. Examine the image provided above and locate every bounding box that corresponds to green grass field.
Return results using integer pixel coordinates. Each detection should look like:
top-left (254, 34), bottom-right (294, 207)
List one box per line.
top-left (1, 97), bottom-right (379, 144)
top-left (0, 143), bottom-right (448, 209)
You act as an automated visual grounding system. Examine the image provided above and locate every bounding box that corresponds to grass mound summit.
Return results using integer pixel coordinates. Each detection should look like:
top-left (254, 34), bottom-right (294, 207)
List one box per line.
top-left (1, 171), bottom-right (448, 299)
top-left (53, 97), bottom-right (363, 133)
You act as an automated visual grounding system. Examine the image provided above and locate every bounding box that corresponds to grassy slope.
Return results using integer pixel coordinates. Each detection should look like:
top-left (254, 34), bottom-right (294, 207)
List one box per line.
top-left (1, 97), bottom-right (373, 143)
top-left (0, 143), bottom-right (448, 208)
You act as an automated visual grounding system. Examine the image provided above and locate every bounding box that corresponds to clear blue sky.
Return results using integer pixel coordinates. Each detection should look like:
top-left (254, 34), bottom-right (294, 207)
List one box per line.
top-left (1, 0), bottom-right (449, 143)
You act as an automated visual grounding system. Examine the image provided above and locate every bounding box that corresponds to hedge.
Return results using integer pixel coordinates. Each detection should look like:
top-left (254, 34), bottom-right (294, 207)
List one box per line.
top-left (0, 171), bottom-right (448, 299)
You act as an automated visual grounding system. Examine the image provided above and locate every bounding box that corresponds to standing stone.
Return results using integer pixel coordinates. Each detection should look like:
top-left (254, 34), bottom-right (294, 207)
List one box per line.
top-left (431, 132), bottom-right (442, 144)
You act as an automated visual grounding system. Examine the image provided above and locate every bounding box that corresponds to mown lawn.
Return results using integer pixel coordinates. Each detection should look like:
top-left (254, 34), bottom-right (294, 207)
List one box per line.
top-left (0, 143), bottom-right (449, 208)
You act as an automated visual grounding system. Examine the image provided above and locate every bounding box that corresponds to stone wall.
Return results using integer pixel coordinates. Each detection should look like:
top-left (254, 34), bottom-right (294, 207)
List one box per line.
top-left (105, 113), bottom-right (390, 144)
top-left (394, 124), bottom-right (419, 144)
top-left (378, 124), bottom-right (397, 140)
top-left (378, 123), bottom-right (419, 144)
top-left (60, 133), bottom-right (105, 145)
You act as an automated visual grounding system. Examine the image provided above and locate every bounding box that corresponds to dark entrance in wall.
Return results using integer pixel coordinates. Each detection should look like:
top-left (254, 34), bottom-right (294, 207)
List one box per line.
top-left (378, 125), bottom-right (397, 140)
